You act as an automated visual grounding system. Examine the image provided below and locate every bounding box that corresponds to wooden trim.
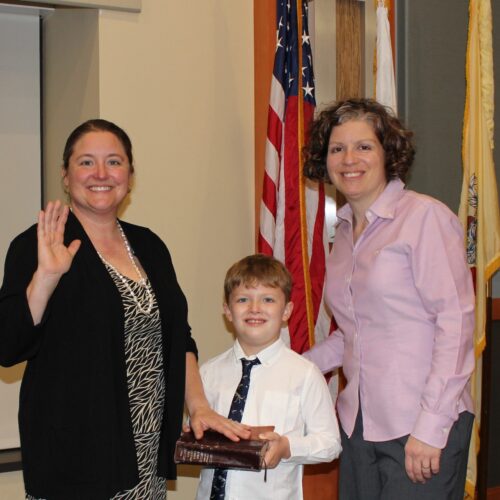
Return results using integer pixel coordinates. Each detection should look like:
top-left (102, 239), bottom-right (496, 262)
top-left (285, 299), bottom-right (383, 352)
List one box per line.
top-left (492, 298), bottom-right (500, 321)
top-left (488, 486), bottom-right (500, 500)
top-left (303, 460), bottom-right (339, 499)
top-left (253, 0), bottom-right (275, 251)
top-left (478, 294), bottom-right (493, 497)
top-left (336, 0), bottom-right (362, 99)
top-left (0, 448), bottom-right (22, 473)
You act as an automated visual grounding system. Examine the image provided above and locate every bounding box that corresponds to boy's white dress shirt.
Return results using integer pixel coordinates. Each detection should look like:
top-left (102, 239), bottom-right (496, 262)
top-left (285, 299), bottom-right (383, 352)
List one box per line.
top-left (196, 338), bottom-right (341, 500)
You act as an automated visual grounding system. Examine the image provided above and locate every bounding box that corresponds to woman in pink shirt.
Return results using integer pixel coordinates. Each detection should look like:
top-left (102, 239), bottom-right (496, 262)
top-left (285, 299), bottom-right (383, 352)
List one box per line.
top-left (303, 98), bottom-right (475, 500)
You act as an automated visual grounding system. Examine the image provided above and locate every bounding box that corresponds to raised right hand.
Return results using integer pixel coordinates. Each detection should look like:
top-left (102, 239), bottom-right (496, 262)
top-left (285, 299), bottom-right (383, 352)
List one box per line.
top-left (26, 201), bottom-right (81, 324)
top-left (36, 200), bottom-right (81, 279)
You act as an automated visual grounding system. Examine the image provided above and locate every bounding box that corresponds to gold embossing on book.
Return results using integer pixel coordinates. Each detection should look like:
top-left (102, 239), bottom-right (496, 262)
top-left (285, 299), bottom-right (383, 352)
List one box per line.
top-left (174, 426), bottom-right (273, 471)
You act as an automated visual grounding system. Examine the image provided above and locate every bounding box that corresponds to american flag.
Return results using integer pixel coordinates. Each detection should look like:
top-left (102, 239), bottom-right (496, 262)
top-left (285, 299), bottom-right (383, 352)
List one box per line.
top-left (259, 0), bottom-right (329, 354)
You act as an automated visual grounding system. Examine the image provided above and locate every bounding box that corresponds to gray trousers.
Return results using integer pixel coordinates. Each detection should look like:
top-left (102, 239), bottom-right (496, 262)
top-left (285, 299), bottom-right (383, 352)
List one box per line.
top-left (339, 410), bottom-right (474, 500)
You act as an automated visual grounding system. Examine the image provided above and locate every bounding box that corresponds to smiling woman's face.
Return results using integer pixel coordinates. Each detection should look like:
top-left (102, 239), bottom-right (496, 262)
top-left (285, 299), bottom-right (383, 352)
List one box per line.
top-left (326, 119), bottom-right (387, 210)
top-left (62, 131), bottom-right (132, 219)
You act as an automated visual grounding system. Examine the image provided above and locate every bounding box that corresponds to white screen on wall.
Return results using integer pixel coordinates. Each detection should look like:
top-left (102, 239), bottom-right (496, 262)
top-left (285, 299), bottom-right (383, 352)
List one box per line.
top-left (0, 12), bottom-right (42, 450)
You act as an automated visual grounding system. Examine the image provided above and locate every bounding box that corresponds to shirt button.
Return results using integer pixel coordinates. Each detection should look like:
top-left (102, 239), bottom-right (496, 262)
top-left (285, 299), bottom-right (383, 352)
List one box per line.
top-left (442, 427), bottom-right (449, 433)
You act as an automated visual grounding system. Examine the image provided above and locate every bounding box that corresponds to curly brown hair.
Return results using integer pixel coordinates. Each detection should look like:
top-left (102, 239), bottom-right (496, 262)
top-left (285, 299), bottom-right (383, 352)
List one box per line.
top-left (303, 98), bottom-right (415, 183)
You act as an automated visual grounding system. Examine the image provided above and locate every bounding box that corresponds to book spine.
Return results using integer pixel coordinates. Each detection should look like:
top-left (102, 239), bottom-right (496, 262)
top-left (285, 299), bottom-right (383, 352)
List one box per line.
top-left (176, 448), bottom-right (217, 465)
top-left (176, 445), bottom-right (265, 469)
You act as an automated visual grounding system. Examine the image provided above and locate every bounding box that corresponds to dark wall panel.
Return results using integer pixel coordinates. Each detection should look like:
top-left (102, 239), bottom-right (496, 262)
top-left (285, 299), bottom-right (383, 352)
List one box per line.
top-left (397, 0), bottom-right (468, 213)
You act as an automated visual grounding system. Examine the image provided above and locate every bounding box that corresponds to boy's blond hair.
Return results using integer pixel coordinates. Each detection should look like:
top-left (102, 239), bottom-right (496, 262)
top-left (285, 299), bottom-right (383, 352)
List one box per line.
top-left (224, 254), bottom-right (292, 303)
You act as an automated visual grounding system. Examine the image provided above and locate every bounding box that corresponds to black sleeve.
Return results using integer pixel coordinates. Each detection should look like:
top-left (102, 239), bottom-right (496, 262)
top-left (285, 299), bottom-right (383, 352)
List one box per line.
top-left (149, 229), bottom-right (198, 358)
top-left (0, 227), bottom-right (47, 367)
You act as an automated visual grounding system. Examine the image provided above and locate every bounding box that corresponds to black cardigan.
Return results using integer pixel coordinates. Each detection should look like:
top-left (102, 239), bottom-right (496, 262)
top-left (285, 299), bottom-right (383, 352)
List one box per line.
top-left (0, 212), bottom-right (197, 499)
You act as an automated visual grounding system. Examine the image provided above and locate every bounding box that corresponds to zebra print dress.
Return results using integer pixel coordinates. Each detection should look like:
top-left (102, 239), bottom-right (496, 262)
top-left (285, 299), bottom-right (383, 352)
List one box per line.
top-left (26, 265), bottom-right (167, 500)
top-left (109, 266), bottom-right (166, 499)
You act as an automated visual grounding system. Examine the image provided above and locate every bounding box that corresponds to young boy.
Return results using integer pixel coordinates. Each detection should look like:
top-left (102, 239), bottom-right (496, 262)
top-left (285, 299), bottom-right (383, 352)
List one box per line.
top-left (195, 254), bottom-right (341, 500)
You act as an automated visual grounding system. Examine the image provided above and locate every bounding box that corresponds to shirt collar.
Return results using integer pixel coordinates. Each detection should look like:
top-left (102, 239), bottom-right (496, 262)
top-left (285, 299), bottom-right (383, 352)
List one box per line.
top-left (336, 178), bottom-right (406, 224)
top-left (232, 338), bottom-right (284, 366)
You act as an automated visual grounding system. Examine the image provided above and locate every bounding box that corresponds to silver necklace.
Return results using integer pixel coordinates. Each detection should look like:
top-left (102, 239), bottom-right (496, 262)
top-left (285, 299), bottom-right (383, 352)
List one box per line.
top-left (96, 221), bottom-right (154, 315)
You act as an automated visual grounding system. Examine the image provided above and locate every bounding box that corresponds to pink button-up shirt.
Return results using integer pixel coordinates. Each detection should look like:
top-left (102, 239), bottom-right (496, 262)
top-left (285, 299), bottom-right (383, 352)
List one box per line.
top-left (304, 179), bottom-right (475, 449)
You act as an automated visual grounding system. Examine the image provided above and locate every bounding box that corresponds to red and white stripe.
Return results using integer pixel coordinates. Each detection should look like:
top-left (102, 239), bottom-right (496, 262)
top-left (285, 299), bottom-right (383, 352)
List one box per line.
top-left (259, 78), bottom-right (328, 353)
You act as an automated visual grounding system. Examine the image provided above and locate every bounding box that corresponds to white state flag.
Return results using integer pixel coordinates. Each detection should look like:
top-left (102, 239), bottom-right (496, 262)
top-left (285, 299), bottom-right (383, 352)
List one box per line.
top-left (376, 2), bottom-right (397, 113)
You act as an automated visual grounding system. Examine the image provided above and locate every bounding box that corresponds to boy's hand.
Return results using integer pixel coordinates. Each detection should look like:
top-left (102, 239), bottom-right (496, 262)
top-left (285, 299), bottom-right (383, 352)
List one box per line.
top-left (187, 406), bottom-right (252, 441)
top-left (259, 431), bottom-right (291, 468)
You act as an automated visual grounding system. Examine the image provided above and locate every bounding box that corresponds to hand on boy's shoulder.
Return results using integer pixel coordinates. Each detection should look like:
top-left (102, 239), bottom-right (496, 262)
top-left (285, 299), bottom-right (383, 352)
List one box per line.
top-left (259, 431), bottom-right (291, 468)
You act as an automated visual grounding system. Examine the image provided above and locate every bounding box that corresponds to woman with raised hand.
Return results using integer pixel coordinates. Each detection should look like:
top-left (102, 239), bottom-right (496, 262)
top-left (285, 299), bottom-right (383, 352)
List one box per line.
top-left (0, 119), bottom-right (246, 499)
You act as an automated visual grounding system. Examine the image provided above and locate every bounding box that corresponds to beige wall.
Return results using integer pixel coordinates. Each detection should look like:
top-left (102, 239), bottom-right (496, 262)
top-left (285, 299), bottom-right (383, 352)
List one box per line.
top-left (1, 0), bottom-right (254, 498)
top-left (0, 471), bottom-right (24, 498)
top-left (98, 4), bottom-right (254, 496)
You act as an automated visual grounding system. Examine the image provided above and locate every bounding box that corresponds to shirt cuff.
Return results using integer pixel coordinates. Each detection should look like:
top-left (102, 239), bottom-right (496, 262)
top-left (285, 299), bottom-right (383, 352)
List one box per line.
top-left (286, 435), bottom-right (305, 462)
top-left (281, 436), bottom-right (309, 464)
top-left (412, 409), bottom-right (455, 449)
top-left (284, 435), bottom-right (341, 464)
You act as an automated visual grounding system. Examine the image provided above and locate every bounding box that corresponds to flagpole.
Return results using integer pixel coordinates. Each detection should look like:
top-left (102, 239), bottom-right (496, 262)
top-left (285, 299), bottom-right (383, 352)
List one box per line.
top-left (296, 0), bottom-right (316, 347)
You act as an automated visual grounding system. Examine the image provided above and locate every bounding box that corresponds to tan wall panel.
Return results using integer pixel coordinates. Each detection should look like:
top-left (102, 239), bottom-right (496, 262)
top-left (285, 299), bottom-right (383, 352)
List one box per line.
top-left (312, 0), bottom-right (337, 108)
top-left (98, 5), bottom-right (254, 496)
top-left (0, 471), bottom-right (24, 498)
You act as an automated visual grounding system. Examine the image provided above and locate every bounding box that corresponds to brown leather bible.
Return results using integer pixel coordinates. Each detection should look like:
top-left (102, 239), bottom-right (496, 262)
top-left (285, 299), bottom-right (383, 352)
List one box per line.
top-left (174, 426), bottom-right (274, 471)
